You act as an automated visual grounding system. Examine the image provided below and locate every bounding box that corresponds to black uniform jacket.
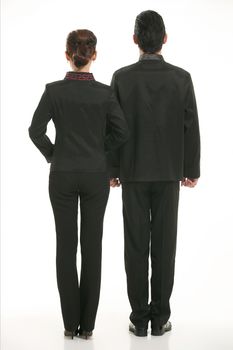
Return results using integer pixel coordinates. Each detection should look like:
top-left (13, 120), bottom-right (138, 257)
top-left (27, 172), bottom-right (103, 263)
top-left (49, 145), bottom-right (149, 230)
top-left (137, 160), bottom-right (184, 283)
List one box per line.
top-left (108, 55), bottom-right (200, 181)
top-left (29, 72), bottom-right (129, 173)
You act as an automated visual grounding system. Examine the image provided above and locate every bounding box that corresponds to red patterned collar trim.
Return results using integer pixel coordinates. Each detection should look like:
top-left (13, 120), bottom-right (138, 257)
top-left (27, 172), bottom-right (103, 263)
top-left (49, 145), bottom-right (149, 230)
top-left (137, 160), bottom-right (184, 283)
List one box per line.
top-left (64, 71), bottom-right (95, 81)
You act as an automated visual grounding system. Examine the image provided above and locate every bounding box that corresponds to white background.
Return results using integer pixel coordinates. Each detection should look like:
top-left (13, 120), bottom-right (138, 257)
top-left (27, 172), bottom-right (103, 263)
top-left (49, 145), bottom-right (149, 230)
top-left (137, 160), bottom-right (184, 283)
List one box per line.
top-left (1, 0), bottom-right (233, 349)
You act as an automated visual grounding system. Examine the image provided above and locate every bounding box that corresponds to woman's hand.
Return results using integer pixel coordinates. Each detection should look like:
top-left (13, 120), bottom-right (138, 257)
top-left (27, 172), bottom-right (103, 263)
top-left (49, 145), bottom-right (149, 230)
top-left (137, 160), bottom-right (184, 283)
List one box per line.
top-left (181, 178), bottom-right (199, 187)
top-left (110, 178), bottom-right (121, 187)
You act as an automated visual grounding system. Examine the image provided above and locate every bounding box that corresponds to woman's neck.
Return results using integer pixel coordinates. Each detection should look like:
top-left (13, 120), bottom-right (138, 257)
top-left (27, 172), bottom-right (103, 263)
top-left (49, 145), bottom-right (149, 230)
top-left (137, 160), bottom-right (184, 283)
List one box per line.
top-left (71, 61), bottom-right (92, 73)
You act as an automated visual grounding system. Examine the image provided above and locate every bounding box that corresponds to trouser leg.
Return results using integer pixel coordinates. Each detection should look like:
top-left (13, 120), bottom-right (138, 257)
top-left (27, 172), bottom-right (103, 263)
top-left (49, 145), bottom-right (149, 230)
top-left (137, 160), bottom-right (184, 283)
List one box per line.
top-left (79, 173), bottom-right (110, 331)
top-left (150, 181), bottom-right (180, 327)
top-left (122, 182), bottom-right (151, 328)
top-left (48, 172), bottom-right (79, 332)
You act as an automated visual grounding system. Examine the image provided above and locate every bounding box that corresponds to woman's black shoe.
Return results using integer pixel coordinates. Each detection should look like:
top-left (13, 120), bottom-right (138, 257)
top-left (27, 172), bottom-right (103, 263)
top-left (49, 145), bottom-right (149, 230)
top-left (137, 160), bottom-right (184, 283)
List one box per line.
top-left (78, 329), bottom-right (93, 340)
top-left (64, 327), bottom-right (78, 339)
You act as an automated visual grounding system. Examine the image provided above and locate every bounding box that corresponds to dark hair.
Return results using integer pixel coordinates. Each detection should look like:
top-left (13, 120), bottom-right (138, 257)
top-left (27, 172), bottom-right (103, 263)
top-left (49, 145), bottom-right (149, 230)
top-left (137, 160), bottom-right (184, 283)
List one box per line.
top-left (134, 10), bottom-right (166, 53)
top-left (66, 29), bottom-right (97, 68)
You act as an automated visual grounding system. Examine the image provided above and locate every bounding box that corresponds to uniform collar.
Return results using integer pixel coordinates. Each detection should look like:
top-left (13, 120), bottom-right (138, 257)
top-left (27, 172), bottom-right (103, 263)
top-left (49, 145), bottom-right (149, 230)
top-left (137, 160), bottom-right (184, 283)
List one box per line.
top-left (139, 53), bottom-right (164, 61)
top-left (64, 71), bottom-right (95, 81)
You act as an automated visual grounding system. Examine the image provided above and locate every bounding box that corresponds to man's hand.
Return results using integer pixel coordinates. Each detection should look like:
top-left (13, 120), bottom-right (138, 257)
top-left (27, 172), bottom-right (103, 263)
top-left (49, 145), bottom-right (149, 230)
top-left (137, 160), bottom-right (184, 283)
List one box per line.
top-left (110, 178), bottom-right (121, 187)
top-left (181, 178), bottom-right (199, 188)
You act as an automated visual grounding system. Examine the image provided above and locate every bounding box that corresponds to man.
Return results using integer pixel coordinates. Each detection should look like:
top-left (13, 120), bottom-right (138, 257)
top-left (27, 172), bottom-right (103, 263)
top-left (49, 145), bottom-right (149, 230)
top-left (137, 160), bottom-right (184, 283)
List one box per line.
top-left (109, 10), bottom-right (200, 337)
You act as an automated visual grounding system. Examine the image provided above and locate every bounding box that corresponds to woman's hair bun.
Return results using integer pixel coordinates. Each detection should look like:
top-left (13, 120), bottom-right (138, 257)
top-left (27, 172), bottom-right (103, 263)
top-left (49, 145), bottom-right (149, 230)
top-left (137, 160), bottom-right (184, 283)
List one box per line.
top-left (72, 54), bottom-right (89, 68)
top-left (66, 29), bottom-right (97, 68)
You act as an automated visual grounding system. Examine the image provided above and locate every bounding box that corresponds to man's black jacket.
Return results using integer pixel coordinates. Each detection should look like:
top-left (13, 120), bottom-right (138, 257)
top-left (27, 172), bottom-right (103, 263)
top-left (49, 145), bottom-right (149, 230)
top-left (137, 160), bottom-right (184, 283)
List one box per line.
top-left (29, 72), bottom-right (129, 173)
top-left (108, 55), bottom-right (200, 181)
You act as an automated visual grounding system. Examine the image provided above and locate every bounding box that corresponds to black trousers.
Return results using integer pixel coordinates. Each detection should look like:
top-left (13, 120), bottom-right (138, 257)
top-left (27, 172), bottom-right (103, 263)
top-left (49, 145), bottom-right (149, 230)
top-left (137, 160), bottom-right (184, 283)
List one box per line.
top-left (49, 171), bottom-right (110, 332)
top-left (122, 181), bottom-right (180, 328)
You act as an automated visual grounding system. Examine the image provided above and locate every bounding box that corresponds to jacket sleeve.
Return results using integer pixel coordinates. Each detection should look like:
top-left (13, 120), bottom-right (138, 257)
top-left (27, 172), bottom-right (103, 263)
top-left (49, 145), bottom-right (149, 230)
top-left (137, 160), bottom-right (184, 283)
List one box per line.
top-left (28, 86), bottom-right (54, 163)
top-left (105, 86), bottom-right (129, 177)
top-left (183, 74), bottom-right (201, 178)
top-left (105, 74), bottom-right (127, 178)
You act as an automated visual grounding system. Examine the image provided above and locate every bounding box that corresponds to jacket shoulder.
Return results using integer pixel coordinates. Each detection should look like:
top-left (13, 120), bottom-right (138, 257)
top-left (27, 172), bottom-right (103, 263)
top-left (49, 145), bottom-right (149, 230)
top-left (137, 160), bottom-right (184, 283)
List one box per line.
top-left (113, 62), bottom-right (139, 78)
top-left (163, 61), bottom-right (191, 78)
top-left (45, 79), bottom-right (71, 89)
top-left (114, 60), bottom-right (191, 79)
top-left (92, 80), bottom-right (111, 91)
top-left (45, 79), bottom-right (112, 96)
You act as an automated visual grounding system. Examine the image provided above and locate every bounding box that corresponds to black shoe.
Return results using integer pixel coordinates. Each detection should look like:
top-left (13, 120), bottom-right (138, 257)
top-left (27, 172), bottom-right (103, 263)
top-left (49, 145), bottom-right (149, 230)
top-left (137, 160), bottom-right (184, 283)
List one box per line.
top-left (64, 327), bottom-right (78, 339)
top-left (151, 321), bottom-right (172, 336)
top-left (129, 323), bottom-right (147, 337)
top-left (78, 329), bottom-right (93, 340)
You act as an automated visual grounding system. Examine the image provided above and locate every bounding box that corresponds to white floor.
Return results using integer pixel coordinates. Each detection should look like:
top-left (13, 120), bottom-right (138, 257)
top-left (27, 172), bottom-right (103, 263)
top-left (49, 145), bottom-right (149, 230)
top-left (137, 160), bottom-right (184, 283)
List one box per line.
top-left (2, 311), bottom-right (233, 350)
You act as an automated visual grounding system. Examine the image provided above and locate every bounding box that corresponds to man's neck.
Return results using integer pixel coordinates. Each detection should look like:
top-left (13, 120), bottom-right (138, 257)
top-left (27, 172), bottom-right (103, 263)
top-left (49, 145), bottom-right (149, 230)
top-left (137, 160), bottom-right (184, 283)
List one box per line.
top-left (139, 49), bottom-right (162, 56)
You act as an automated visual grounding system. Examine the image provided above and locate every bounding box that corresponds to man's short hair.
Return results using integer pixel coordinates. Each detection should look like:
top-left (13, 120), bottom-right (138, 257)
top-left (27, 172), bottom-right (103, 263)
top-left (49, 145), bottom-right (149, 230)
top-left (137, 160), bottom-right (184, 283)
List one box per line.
top-left (134, 10), bottom-right (166, 53)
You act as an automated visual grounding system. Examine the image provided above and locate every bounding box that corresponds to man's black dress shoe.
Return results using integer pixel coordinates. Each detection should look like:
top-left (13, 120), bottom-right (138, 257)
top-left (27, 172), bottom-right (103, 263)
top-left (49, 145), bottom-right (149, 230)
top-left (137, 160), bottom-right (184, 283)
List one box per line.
top-left (129, 323), bottom-right (147, 337)
top-left (151, 321), bottom-right (172, 336)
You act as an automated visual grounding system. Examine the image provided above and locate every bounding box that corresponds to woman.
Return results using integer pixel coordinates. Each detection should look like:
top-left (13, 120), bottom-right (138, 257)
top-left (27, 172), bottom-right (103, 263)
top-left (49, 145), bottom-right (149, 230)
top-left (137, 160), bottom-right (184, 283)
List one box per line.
top-left (29, 29), bottom-right (128, 339)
